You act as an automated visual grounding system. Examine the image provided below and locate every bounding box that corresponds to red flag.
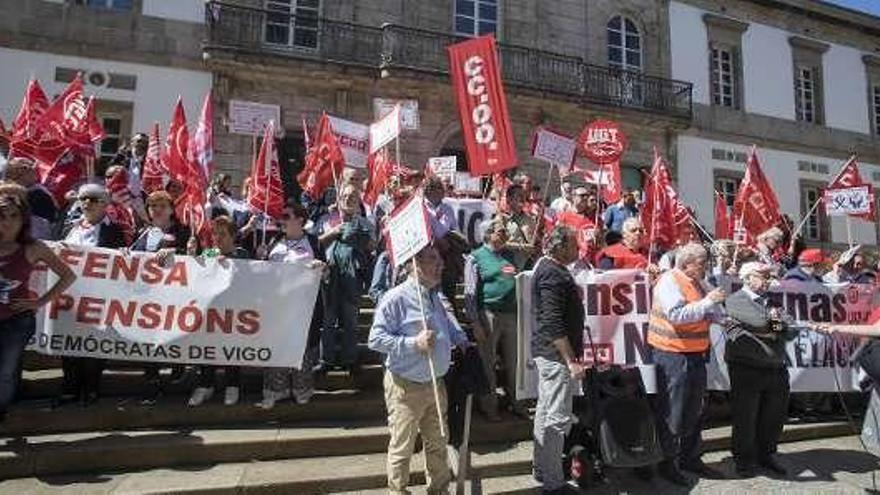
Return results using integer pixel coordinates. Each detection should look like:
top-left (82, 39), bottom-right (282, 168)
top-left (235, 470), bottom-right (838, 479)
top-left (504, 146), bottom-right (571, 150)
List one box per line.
top-left (364, 148), bottom-right (394, 208)
top-left (826, 156), bottom-right (876, 222)
top-left (248, 120), bottom-right (285, 219)
top-left (41, 151), bottom-right (85, 206)
top-left (66, 96), bottom-right (104, 156)
top-left (142, 122), bottom-right (168, 194)
top-left (10, 76), bottom-right (85, 179)
top-left (11, 79), bottom-right (49, 141)
top-left (104, 167), bottom-right (137, 243)
top-left (714, 191), bottom-right (731, 240)
top-left (190, 91), bottom-right (214, 185)
top-left (164, 98), bottom-right (191, 186)
top-left (642, 152), bottom-right (688, 251)
top-left (732, 148), bottom-right (781, 241)
top-left (298, 113), bottom-right (344, 199)
top-left (447, 35), bottom-right (518, 176)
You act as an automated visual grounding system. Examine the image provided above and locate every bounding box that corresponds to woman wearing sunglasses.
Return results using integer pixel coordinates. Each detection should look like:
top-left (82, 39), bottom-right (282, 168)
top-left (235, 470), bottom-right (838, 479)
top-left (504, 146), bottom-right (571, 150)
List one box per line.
top-left (0, 183), bottom-right (75, 420)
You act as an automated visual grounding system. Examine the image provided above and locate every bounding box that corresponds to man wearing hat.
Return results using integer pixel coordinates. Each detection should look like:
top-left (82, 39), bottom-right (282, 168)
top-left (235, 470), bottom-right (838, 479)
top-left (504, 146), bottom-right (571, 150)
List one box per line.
top-left (782, 248), bottom-right (827, 282)
top-left (725, 262), bottom-right (795, 478)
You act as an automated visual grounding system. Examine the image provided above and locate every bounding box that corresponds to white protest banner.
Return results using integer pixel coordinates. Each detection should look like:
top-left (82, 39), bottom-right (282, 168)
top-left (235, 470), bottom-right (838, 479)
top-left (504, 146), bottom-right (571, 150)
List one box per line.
top-left (374, 98), bottom-right (420, 131)
top-left (454, 173), bottom-right (483, 196)
top-left (824, 186), bottom-right (873, 216)
top-left (445, 197), bottom-right (497, 246)
top-left (30, 245), bottom-right (322, 368)
top-left (369, 104), bottom-right (401, 154)
top-left (428, 156), bottom-right (457, 183)
top-left (328, 115), bottom-right (370, 168)
top-left (515, 269), bottom-right (878, 400)
top-left (386, 197), bottom-right (432, 267)
top-left (531, 127), bottom-right (577, 171)
top-left (228, 100), bottom-right (282, 136)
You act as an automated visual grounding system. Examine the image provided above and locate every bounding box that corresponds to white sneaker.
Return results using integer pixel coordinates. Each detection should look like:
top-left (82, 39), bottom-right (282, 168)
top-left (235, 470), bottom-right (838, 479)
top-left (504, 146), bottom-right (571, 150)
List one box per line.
top-left (256, 391), bottom-right (277, 410)
top-left (293, 390), bottom-right (313, 405)
top-left (224, 386), bottom-right (240, 406)
top-left (188, 387), bottom-right (213, 407)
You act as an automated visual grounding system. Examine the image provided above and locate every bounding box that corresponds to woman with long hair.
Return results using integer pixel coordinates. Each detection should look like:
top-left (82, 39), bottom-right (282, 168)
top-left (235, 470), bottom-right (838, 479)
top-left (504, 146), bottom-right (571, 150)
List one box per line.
top-left (0, 183), bottom-right (76, 420)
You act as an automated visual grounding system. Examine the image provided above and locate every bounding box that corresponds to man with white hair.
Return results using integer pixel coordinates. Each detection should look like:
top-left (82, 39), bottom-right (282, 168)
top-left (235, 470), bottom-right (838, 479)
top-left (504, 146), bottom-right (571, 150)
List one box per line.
top-left (755, 227), bottom-right (785, 275)
top-left (724, 262), bottom-right (793, 478)
top-left (596, 217), bottom-right (648, 269)
top-left (648, 242), bottom-right (726, 485)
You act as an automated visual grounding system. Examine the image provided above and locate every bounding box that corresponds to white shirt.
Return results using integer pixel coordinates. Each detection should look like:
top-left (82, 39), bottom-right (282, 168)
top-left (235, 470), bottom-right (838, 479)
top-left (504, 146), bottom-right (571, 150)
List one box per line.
top-left (653, 268), bottom-right (724, 325)
top-left (65, 218), bottom-right (106, 247)
top-left (269, 236), bottom-right (315, 264)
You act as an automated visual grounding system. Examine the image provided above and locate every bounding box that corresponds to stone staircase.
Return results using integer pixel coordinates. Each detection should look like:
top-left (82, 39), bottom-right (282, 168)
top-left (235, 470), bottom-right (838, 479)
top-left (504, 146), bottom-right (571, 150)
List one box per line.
top-left (0, 293), bottom-right (853, 493)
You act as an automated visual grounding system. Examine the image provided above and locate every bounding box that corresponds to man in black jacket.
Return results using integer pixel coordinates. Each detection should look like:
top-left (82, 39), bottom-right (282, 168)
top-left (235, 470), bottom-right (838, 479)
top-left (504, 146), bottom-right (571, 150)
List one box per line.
top-left (531, 226), bottom-right (584, 494)
top-left (725, 262), bottom-right (795, 478)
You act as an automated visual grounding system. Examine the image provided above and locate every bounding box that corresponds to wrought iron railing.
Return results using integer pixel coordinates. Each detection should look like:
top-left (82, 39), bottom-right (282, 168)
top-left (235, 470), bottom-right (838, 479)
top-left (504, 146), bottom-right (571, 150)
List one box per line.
top-left (205, 2), bottom-right (693, 120)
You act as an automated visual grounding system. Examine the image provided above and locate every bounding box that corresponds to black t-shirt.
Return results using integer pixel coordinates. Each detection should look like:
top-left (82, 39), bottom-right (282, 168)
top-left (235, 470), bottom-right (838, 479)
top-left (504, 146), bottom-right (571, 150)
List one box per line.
top-left (530, 257), bottom-right (585, 362)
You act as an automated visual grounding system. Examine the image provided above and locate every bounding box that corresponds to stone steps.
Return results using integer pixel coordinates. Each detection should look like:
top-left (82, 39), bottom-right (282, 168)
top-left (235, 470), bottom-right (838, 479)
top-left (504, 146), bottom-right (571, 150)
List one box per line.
top-left (0, 422), bottom-right (853, 494)
top-left (0, 416), bottom-right (530, 480)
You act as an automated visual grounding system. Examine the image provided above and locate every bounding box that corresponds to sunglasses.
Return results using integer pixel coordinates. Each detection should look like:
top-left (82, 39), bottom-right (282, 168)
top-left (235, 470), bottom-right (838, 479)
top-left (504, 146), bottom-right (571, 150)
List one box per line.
top-left (79, 196), bottom-right (105, 203)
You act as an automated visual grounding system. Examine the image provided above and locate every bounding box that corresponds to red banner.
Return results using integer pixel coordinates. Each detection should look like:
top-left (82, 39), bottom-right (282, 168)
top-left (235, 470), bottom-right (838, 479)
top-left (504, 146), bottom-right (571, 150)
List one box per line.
top-left (447, 35), bottom-right (517, 176)
top-left (733, 148), bottom-right (781, 242)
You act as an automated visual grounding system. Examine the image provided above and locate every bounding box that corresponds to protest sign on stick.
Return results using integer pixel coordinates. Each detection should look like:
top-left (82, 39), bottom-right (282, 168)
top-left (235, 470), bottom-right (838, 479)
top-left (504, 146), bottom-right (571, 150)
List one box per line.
top-left (427, 156), bottom-right (457, 183)
top-left (369, 104), bottom-right (401, 154)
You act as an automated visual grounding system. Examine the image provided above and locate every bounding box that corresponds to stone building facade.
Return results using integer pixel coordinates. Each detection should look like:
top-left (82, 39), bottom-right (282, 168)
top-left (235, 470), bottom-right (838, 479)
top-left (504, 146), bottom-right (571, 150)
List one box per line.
top-left (0, 0), bottom-right (211, 172)
top-left (205, 0), bottom-right (693, 197)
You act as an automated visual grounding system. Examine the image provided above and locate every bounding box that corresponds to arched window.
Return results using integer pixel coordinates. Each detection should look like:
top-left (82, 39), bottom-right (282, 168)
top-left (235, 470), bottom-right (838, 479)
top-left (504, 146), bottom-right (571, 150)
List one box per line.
top-left (607, 16), bottom-right (642, 72)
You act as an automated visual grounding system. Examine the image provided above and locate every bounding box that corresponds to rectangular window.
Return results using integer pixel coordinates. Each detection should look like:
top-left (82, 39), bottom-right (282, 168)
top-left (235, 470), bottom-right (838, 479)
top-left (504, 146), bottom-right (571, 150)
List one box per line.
top-left (98, 115), bottom-right (121, 170)
top-left (714, 175), bottom-right (739, 208)
top-left (795, 67), bottom-right (817, 123)
top-left (264, 0), bottom-right (320, 49)
top-left (873, 84), bottom-right (880, 135)
top-left (455, 0), bottom-right (497, 37)
top-left (800, 183), bottom-right (827, 242)
top-left (710, 45), bottom-right (736, 108)
top-left (83, 0), bottom-right (133, 9)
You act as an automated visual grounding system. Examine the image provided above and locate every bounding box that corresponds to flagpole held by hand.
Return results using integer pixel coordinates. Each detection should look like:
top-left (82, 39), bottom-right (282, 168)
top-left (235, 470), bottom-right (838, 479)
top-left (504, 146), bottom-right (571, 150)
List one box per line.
top-left (411, 256), bottom-right (447, 439)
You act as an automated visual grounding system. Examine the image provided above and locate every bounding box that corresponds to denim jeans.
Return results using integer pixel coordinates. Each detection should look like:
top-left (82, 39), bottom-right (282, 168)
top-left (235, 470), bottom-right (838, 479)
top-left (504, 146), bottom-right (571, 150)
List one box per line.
top-left (532, 357), bottom-right (574, 491)
top-left (651, 348), bottom-right (708, 465)
top-left (0, 312), bottom-right (36, 414)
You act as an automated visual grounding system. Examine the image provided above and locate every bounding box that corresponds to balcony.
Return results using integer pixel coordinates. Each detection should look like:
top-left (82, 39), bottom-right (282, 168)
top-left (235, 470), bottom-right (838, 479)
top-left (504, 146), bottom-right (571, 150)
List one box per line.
top-left (205, 2), bottom-right (693, 121)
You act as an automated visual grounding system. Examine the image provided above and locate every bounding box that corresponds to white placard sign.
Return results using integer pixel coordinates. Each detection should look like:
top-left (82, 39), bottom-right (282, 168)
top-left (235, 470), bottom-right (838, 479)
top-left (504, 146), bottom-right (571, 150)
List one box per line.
top-left (328, 115), bottom-right (369, 168)
top-left (374, 98), bottom-right (420, 131)
top-left (824, 186), bottom-right (873, 216)
top-left (454, 172), bottom-right (482, 195)
top-left (386, 197), bottom-right (432, 267)
top-left (531, 127), bottom-right (577, 170)
top-left (228, 100), bottom-right (282, 136)
top-left (369, 105), bottom-right (401, 154)
top-left (428, 156), bottom-right (457, 182)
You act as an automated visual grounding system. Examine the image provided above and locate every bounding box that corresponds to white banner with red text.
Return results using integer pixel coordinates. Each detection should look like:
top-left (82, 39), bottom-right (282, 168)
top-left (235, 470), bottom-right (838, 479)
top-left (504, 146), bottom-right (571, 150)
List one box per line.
top-left (28, 245), bottom-right (322, 368)
top-left (516, 268), bottom-right (877, 400)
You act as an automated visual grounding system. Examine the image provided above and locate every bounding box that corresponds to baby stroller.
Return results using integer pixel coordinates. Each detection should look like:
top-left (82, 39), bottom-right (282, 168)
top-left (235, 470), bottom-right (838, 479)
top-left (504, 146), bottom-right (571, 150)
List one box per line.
top-left (563, 328), bottom-right (664, 488)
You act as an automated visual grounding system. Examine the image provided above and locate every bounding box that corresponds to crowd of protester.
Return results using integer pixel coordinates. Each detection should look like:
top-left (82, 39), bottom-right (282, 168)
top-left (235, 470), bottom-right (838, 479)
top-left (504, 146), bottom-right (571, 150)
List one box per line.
top-left (3, 133), bottom-right (880, 493)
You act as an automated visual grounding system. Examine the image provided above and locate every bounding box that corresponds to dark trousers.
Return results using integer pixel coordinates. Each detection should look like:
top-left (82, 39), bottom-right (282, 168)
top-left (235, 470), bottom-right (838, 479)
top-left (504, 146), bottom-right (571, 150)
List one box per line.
top-left (197, 365), bottom-right (242, 388)
top-left (652, 348), bottom-right (707, 465)
top-left (0, 313), bottom-right (35, 414)
top-left (729, 364), bottom-right (789, 467)
top-left (61, 357), bottom-right (105, 399)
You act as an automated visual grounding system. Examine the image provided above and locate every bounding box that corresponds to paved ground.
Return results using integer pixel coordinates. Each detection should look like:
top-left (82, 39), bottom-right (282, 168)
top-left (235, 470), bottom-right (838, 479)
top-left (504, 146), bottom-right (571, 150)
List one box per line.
top-left (477, 435), bottom-right (880, 495)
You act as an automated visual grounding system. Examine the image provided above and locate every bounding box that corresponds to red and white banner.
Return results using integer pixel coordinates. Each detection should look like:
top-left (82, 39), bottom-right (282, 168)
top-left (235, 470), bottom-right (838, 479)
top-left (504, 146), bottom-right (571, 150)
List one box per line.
top-left (386, 196), bottom-right (432, 267)
top-left (369, 104), bottom-right (401, 154)
top-left (578, 120), bottom-right (626, 204)
top-left (30, 245), bottom-right (323, 368)
top-left (531, 127), bottom-right (577, 171)
top-left (516, 269), bottom-right (877, 399)
top-left (328, 115), bottom-right (369, 168)
top-left (447, 35), bottom-right (518, 176)
top-left (825, 157), bottom-right (876, 222)
top-left (732, 148), bottom-right (781, 242)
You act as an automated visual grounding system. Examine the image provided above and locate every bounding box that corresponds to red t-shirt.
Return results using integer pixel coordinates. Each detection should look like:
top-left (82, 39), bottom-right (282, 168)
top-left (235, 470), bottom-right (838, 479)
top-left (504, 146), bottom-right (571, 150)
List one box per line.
top-left (556, 211), bottom-right (598, 261)
top-left (868, 307), bottom-right (880, 325)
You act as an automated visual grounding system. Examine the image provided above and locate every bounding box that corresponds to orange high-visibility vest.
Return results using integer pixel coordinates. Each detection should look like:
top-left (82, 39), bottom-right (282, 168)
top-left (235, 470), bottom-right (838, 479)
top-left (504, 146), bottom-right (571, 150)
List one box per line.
top-left (647, 270), bottom-right (711, 353)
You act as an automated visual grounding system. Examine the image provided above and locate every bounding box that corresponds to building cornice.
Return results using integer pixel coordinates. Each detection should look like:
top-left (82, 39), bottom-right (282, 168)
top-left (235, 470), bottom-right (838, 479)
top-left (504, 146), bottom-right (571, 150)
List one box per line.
top-left (788, 35), bottom-right (830, 54)
top-left (702, 13), bottom-right (749, 34)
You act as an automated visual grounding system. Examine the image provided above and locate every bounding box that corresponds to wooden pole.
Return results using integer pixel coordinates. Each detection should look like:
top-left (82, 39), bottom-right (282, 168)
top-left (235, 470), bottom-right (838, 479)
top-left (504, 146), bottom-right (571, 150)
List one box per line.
top-left (456, 394), bottom-right (473, 494)
top-left (411, 256), bottom-right (447, 439)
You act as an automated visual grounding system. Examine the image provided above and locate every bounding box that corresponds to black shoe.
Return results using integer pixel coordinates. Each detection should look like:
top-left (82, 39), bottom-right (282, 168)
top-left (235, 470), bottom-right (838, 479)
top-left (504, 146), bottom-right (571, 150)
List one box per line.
top-left (735, 462), bottom-right (757, 479)
top-left (759, 456), bottom-right (787, 476)
top-left (681, 458), bottom-right (725, 479)
top-left (658, 461), bottom-right (690, 486)
top-left (51, 394), bottom-right (77, 409)
top-left (541, 485), bottom-right (579, 495)
top-left (80, 393), bottom-right (99, 408)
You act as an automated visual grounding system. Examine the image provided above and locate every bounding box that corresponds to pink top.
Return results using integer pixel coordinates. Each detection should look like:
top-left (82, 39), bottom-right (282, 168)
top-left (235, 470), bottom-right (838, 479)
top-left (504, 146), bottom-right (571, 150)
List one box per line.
top-left (0, 246), bottom-right (35, 320)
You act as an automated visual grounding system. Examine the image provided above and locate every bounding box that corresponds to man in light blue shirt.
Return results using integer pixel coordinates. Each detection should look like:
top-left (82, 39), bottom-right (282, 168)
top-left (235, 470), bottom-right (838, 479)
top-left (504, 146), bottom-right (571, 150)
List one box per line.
top-left (368, 245), bottom-right (469, 494)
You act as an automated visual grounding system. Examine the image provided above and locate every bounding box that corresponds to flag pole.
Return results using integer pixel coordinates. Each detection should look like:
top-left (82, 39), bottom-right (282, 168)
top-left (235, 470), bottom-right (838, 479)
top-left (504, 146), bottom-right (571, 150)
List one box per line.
top-left (411, 256), bottom-right (447, 439)
top-left (261, 121), bottom-right (272, 248)
top-left (646, 161), bottom-right (660, 266)
top-left (846, 216), bottom-right (854, 248)
top-left (593, 166), bottom-right (605, 229)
